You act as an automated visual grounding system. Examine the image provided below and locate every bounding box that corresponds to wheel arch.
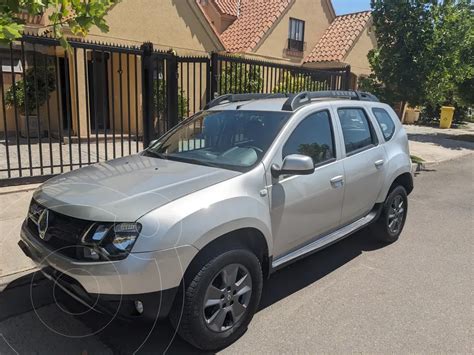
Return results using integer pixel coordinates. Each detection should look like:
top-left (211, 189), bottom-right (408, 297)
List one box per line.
top-left (184, 227), bottom-right (271, 284)
top-left (389, 172), bottom-right (414, 195)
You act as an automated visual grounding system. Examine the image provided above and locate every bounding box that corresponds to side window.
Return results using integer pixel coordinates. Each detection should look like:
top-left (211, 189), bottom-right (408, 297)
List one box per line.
top-left (372, 108), bottom-right (396, 141)
top-left (337, 108), bottom-right (378, 155)
top-left (283, 110), bottom-right (335, 166)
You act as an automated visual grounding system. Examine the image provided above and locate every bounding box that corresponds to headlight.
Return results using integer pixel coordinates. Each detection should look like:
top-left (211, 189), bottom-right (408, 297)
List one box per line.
top-left (81, 222), bottom-right (141, 261)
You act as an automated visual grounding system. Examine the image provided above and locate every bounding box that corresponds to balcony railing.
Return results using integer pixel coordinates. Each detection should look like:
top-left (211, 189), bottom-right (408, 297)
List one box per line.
top-left (287, 38), bottom-right (305, 52)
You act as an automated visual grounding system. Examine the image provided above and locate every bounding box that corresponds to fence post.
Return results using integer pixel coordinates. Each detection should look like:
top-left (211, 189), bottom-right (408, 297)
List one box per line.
top-left (141, 42), bottom-right (154, 148)
top-left (210, 52), bottom-right (218, 99)
top-left (166, 53), bottom-right (179, 128)
top-left (344, 65), bottom-right (352, 90)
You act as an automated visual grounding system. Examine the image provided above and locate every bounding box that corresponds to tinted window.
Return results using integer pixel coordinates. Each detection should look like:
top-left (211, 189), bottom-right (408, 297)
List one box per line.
top-left (373, 108), bottom-right (396, 140)
top-left (283, 110), bottom-right (335, 165)
top-left (337, 108), bottom-right (377, 154)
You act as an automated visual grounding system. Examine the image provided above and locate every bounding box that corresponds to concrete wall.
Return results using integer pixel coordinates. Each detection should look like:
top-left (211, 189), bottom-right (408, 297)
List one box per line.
top-left (253, 0), bottom-right (335, 65)
top-left (87, 0), bottom-right (223, 55)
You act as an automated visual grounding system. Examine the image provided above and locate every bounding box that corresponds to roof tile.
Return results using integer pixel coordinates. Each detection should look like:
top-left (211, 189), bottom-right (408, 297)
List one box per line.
top-left (220, 0), bottom-right (292, 53)
top-left (213, 0), bottom-right (239, 17)
top-left (305, 11), bottom-right (371, 63)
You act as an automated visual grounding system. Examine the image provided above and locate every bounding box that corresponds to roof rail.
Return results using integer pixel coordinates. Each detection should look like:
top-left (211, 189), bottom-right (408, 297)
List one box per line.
top-left (282, 90), bottom-right (379, 111)
top-left (204, 93), bottom-right (289, 109)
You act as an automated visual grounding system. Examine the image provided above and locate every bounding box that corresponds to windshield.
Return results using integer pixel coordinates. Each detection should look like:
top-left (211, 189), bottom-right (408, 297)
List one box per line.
top-left (145, 110), bottom-right (291, 171)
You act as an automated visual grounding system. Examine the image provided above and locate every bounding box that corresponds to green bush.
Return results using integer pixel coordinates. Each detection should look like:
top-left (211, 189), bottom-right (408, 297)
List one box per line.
top-left (273, 71), bottom-right (326, 94)
top-left (5, 58), bottom-right (55, 116)
top-left (220, 61), bottom-right (263, 94)
top-left (153, 79), bottom-right (188, 120)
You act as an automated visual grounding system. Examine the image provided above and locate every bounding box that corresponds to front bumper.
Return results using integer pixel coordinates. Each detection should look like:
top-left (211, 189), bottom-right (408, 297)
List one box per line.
top-left (19, 220), bottom-right (198, 318)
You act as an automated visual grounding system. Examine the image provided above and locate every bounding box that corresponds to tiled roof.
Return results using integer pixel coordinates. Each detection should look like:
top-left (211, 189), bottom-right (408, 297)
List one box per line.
top-left (305, 11), bottom-right (371, 63)
top-left (213, 0), bottom-right (239, 17)
top-left (220, 0), bottom-right (292, 53)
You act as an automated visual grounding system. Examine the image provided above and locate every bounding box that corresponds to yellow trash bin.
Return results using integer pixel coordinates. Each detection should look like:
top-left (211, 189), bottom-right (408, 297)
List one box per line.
top-left (439, 106), bottom-right (455, 129)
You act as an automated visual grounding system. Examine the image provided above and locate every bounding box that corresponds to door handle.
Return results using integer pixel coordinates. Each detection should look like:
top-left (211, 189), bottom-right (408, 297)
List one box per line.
top-left (330, 175), bottom-right (344, 188)
top-left (374, 159), bottom-right (385, 168)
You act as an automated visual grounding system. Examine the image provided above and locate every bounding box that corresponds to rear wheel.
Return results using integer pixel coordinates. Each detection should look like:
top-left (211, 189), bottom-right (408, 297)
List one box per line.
top-left (170, 249), bottom-right (263, 351)
top-left (371, 185), bottom-right (408, 243)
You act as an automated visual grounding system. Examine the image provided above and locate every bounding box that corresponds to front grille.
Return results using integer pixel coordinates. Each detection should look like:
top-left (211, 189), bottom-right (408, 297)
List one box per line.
top-left (27, 200), bottom-right (93, 260)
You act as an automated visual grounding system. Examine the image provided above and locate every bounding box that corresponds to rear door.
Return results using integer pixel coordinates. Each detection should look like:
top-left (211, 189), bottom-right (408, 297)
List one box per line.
top-left (334, 105), bottom-right (387, 225)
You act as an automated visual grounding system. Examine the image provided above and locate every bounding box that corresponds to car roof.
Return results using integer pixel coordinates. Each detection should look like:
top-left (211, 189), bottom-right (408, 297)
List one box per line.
top-left (206, 98), bottom-right (290, 112)
top-left (205, 91), bottom-right (380, 112)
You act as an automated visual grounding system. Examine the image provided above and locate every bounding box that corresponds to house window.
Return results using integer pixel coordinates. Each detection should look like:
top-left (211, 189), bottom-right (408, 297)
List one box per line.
top-left (288, 18), bottom-right (305, 52)
top-left (1, 57), bottom-right (23, 73)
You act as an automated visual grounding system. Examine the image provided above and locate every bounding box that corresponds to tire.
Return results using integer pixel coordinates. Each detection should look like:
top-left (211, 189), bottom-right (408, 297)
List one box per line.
top-left (370, 185), bottom-right (408, 243)
top-left (169, 249), bottom-right (263, 351)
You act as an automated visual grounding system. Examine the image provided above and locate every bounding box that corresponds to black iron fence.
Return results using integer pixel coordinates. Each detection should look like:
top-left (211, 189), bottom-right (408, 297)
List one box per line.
top-left (212, 53), bottom-right (349, 97)
top-left (0, 35), bottom-right (350, 186)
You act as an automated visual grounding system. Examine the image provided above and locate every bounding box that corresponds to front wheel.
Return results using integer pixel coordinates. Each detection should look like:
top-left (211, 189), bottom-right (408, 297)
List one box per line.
top-left (170, 249), bottom-right (263, 351)
top-left (371, 185), bottom-right (408, 243)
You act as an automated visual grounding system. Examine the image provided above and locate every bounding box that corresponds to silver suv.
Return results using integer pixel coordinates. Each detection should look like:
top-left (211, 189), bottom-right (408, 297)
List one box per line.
top-left (19, 91), bottom-right (413, 350)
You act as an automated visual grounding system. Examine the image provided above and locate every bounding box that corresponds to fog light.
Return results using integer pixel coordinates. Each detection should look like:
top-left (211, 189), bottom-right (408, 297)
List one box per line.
top-left (134, 300), bottom-right (144, 314)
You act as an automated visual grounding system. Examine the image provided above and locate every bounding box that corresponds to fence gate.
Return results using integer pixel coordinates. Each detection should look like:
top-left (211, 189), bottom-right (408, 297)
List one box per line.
top-left (1, 36), bottom-right (350, 186)
top-left (0, 35), bottom-right (147, 186)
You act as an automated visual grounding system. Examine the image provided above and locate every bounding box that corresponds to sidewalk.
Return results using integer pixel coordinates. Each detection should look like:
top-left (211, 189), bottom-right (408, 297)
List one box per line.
top-left (0, 184), bottom-right (39, 288)
top-left (405, 122), bottom-right (474, 165)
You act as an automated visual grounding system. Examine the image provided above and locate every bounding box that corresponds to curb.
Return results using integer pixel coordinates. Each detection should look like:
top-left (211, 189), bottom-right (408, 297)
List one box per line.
top-left (0, 267), bottom-right (39, 290)
top-left (0, 184), bottom-right (40, 196)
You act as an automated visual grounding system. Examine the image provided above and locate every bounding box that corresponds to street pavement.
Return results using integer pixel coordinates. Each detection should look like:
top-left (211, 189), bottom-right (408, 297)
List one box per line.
top-left (0, 155), bottom-right (472, 354)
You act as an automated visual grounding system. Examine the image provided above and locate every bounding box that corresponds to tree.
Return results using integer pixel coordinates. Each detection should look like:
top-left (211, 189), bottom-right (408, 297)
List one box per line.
top-left (0, 0), bottom-right (117, 46)
top-left (367, 0), bottom-right (473, 108)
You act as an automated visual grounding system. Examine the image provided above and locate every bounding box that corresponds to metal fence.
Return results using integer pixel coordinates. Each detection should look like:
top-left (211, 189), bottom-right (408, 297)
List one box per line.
top-left (1, 35), bottom-right (350, 186)
top-left (212, 54), bottom-right (350, 97)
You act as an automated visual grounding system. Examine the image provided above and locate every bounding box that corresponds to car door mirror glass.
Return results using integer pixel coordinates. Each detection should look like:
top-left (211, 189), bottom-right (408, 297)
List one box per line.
top-left (272, 154), bottom-right (315, 177)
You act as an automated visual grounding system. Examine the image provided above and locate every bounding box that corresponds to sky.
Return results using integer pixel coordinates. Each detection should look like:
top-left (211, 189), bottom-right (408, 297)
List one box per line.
top-left (332, 0), bottom-right (372, 15)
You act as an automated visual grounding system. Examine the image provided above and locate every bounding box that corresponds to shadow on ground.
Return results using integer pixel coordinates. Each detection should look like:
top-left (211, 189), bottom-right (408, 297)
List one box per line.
top-left (407, 132), bottom-right (474, 151)
top-left (0, 230), bottom-right (385, 354)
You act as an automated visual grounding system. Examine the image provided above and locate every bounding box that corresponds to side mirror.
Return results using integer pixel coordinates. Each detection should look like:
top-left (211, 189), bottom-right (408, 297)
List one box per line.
top-left (148, 139), bottom-right (158, 148)
top-left (271, 154), bottom-right (315, 178)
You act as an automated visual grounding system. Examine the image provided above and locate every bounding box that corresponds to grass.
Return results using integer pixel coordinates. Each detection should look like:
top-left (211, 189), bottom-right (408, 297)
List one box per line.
top-left (410, 155), bottom-right (425, 164)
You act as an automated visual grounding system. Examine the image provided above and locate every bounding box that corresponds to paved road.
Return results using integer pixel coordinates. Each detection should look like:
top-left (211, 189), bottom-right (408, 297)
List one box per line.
top-left (0, 155), bottom-right (472, 354)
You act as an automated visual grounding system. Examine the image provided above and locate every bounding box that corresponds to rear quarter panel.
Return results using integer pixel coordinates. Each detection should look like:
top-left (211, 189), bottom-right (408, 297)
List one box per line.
top-left (370, 104), bottom-right (412, 202)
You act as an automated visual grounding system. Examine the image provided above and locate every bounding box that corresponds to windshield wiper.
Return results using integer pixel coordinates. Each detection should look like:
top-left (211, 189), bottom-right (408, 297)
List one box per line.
top-left (166, 156), bottom-right (217, 168)
top-left (143, 150), bottom-right (167, 159)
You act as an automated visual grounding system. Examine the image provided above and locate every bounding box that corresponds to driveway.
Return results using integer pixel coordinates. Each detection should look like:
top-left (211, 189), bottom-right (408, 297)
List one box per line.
top-left (0, 155), bottom-right (472, 354)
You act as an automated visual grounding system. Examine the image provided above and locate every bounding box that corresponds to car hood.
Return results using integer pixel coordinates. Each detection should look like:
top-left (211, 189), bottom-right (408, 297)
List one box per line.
top-left (33, 155), bottom-right (241, 222)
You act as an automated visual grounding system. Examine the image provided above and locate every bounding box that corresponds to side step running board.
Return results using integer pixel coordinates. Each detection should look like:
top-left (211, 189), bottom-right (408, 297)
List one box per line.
top-left (272, 209), bottom-right (379, 270)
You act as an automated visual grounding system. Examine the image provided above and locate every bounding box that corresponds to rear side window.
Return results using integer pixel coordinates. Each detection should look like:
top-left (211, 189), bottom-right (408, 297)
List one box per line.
top-left (337, 108), bottom-right (378, 155)
top-left (283, 110), bottom-right (335, 166)
top-left (372, 108), bottom-right (396, 141)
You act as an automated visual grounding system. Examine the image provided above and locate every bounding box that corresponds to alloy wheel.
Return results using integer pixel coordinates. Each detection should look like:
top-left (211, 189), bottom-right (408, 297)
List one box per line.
top-left (387, 194), bottom-right (405, 234)
top-left (203, 263), bottom-right (252, 332)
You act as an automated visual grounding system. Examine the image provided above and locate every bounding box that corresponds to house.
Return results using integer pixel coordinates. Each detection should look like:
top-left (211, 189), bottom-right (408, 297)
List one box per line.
top-left (303, 11), bottom-right (376, 88)
top-left (85, 0), bottom-right (225, 55)
top-left (197, 1), bottom-right (376, 88)
top-left (1, 1), bottom-right (374, 150)
top-left (198, 0), bottom-right (336, 64)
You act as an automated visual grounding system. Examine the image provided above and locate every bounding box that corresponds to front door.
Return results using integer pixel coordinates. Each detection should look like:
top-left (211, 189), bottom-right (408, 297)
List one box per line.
top-left (335, 106), bottom-right (386, 224)
top-left (269, 110), bottom-right (345, 258)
